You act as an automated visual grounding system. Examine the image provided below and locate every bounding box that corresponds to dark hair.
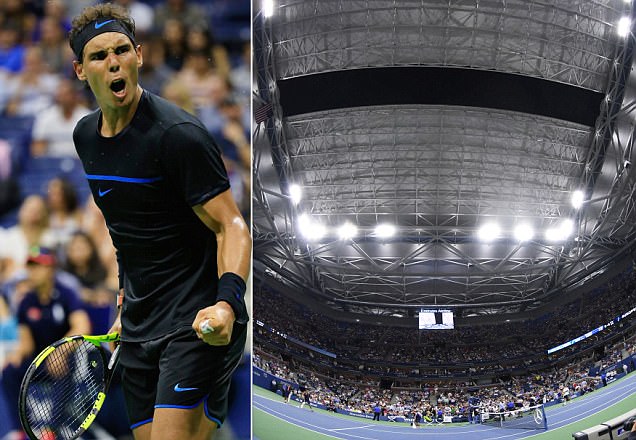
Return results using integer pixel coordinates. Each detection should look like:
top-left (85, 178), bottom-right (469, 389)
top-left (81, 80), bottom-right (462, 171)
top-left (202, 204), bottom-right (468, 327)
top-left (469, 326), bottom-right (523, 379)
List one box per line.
top-left (64, 231), bottom-right (107, 288)
top-left (68, 3), bottom-right (135, 62)
top-left (49, 177), bottom-right (78, 213)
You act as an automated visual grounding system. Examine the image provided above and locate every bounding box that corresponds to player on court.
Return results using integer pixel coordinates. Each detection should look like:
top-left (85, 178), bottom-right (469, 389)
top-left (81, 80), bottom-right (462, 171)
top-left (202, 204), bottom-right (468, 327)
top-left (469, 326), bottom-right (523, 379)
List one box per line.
top-left (300, 390), bottom-right (314, 411)
top-left (68, 4), bottom-right (251, 439)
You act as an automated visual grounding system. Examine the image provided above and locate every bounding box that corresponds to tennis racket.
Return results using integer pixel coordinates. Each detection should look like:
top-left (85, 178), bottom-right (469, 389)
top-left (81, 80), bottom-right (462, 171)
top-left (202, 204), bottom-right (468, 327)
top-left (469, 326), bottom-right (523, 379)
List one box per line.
top-left (18, 332), bottom-right (120, 440)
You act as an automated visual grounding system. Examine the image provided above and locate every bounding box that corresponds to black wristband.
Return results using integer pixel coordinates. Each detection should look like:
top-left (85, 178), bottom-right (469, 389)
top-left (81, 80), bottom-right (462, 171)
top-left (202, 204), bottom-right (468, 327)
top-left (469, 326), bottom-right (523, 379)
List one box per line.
top-left (216, 272), bottom-right (249, 324)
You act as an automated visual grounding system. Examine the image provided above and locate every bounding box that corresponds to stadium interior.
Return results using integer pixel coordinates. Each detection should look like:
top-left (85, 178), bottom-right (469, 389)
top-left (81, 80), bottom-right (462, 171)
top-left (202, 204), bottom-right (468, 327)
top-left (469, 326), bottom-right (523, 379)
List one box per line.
top-left (252, 0), bottom-right (636, 437)
top-left (0, 0), bottom-right (249, 439)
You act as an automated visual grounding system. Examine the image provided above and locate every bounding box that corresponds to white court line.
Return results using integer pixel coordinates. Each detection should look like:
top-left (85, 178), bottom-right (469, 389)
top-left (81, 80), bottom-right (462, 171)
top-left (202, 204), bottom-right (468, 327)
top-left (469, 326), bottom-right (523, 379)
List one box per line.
top-left (254, 373), bottom-right (636, 440)
top-left (254, 405), bottom-right (341, 439)
top-left (330, 425), bottom-right (376, 431)
top-left (543, 376), bottom-right (636, 429)
top-left (254, 395), bottom-right (525, 439)
top-left (254, 401), bottom-right (378, 440)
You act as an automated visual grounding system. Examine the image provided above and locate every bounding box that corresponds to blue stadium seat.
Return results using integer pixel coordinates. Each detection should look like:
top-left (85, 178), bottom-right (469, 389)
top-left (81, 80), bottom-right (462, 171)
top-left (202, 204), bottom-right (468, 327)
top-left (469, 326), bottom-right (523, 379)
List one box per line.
top-left (0, 209), bottom-right (18, 228)
top-left (18, 157), bottom-right (90, 203)
top-left (0, 115), bottom-right (34, 133)
top-left (0, 115), bottom-right (34, 173)
top-left (207, 0), bottom-right (250, 43)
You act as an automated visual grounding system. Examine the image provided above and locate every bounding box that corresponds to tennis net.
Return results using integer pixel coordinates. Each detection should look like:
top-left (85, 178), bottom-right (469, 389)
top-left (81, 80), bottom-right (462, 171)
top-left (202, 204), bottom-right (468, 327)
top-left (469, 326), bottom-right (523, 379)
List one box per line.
top-left (480, 404), bottom-right (548, 430)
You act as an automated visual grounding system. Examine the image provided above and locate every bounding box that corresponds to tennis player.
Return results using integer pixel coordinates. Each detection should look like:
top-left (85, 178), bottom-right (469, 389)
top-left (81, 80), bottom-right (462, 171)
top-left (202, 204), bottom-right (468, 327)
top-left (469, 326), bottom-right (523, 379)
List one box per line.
top-left (68, 4), bottom-right (250, 439)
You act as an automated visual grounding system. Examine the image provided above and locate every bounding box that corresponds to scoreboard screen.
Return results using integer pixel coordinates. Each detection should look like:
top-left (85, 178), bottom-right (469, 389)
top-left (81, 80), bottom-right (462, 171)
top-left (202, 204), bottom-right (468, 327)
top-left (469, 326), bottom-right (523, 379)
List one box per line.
top-left (419, 309), bottom-right (454, 330)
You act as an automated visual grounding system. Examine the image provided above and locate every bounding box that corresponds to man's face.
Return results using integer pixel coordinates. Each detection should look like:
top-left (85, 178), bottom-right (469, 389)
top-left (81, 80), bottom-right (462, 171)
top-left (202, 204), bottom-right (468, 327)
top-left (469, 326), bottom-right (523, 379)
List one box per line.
top-left (26, 264), bottom-right (55, 290)
top-left (73, 32), bottom-right (143, 110)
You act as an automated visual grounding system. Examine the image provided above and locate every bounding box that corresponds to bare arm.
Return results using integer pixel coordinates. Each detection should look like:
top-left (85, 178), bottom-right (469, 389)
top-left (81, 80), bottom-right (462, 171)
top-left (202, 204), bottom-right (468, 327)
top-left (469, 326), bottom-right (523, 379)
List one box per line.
top-left (66, 309), bottom-right (92, 336)
top-left (191, 188), bottom-right (251, 345)
top-left (192, 188), bottom-right (251, 280)
top-left (4, 324), bottom-right (36, 368)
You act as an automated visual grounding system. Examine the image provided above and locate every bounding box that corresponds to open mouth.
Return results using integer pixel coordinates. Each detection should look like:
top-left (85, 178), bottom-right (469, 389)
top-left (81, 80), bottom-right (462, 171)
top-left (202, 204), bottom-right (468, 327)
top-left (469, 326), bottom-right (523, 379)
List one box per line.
top-left (110, 79), bottom-right (126, 96)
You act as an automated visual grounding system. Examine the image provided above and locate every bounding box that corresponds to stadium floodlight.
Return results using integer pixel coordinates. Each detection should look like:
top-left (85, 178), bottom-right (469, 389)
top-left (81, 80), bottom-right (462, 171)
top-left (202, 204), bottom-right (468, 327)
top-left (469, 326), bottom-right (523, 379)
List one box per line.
top-left (289, 184), bottom-right (302, 205)
top-left (560, 218), bottom-right (574, 237)
top-left (514, 223), bottom-right (534, 242)
top-left (298, 214), bottom-right (326, 241)
top-left (374, 223), bottom-right (395, 238)
top-left (263, 0), bottom-right (275, 18)
top-left (545, 227), bottom-right (560, 242)
top-left (338, 222), bottom-right (358, 240)
top-left (571, 190), bottom-right (585, 209)
top-left (545, 219), bottom-right (574, 242)
top-left (618, 16), bottom-right (631, 37)
top-left (477, 222), bottom-right (500, 242)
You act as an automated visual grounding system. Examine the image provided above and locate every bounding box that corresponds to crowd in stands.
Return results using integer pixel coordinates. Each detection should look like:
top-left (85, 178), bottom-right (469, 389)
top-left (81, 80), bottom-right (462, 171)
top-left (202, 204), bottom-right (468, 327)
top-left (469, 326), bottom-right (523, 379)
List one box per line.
top-left (0, 0), bottom-right (250, 216)
top-left (255, 334), bottom-right (635, 422)
top-left (253, 267), bottom-right (636, 422)
top-left (0, 0), bottom-right (250, 322)
top-left (0, 0), bottom-right (249, 438)
top-left (254, 267), bottom-right (636, 371)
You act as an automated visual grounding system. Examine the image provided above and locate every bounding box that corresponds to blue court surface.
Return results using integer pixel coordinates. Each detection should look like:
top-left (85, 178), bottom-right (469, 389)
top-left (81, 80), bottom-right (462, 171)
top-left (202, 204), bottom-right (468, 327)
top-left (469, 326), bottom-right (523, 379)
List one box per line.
top-left (253, 372), bottom-right (636, 440)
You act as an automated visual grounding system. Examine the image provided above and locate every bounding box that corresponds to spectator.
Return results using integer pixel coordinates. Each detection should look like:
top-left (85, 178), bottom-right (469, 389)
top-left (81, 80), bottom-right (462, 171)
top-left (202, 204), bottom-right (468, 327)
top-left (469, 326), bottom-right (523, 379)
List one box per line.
top-left (1, 0), bottom-right (37, 45)
top-left (41, 0), bottom-right (72, 33)
top-left (186, 25), bottom-right (230, 80)
top-left (0, 20), bottom-right (25, 74)
top-left (161, 77), bottom-right (195, 114)
top-left (176, 49), bottom-right (224, 111)
top-left (113, 0), bottom-right (154, 35)
top-left (197, 76), bottom-right (233, 133)
top-left (138, 36), bottom-right (175, 96)
top-left (62, 230), bottom-right (108, 305)
top-left (153, 0), bottom-right (209, 34)
top-left (219, 97), bottom-right (250, 169)
top-left (0, 293), bottom-right (17, 341)
top-left (45, 177), bottom-right (82, 248)
top-left (36, 16), bottom-right (74, 76)
top-left (0, 195), bottom-right (54, 282)
top-left (231, 41), bottom-right (251, 104)
top-left (0, 246), bottom-right (91, 437)
top-left (30, 79), bottom-right (91, 158)
top-left (4, 46), bottom-right (60, 117)
top-left (61, 0), bottom-right (97, 22)
top-left (0, 139), bottom-right (20, 217)
top-left (160, 18), bottom-right (187, 71)
top-left (79, 197), bottom-right (118, 291)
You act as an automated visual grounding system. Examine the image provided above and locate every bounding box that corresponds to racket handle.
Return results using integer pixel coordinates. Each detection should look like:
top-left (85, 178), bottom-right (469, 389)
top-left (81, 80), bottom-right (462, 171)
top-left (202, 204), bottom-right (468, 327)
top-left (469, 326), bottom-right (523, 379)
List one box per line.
top-left (200, 319), bottom-right (214, 334)
top-left (108, 345), bottom-right (120, 370)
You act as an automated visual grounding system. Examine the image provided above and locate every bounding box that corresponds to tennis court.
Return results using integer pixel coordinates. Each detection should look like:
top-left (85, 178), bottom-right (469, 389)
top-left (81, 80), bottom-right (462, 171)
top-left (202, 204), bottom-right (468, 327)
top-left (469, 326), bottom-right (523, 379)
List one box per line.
top-left (253, 372), bottom-right (636, 440)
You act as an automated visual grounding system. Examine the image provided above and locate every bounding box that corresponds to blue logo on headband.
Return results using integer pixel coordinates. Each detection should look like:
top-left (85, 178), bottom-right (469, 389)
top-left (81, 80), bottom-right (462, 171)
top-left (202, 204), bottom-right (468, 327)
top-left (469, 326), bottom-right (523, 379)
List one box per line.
top-left (95, 19), bottom-right (115, 29)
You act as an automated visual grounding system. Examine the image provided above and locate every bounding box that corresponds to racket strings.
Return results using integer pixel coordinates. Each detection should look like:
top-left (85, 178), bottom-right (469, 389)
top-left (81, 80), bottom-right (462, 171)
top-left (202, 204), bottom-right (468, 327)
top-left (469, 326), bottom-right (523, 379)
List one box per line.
top-left (23, 340), bottom-right (105, 440)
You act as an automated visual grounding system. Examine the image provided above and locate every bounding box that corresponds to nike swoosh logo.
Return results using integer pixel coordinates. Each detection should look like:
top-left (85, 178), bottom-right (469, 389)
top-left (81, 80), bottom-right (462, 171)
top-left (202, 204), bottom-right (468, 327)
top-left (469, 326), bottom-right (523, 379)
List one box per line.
top-left (98, 188), bottom-right (113, 197)
top-left (95, 19), bottom-right (115, 29)
top-left (174, 383), bottom-right (198, 392)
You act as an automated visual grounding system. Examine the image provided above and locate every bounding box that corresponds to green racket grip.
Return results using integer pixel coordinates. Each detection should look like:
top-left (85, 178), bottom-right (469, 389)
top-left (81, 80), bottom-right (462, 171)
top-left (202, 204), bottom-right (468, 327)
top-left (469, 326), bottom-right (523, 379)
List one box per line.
top-left (83, 332), bottom-right (120, 346)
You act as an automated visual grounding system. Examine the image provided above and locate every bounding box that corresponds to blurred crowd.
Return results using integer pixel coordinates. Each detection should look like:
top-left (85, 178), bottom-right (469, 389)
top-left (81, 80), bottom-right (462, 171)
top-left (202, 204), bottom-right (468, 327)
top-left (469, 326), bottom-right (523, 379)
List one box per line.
top-left (0, 0), bottom-right (250, 210)
top-left (0, 0), bottom-right (249, 437)
top-left (0, 0), bottom-right (250, 330)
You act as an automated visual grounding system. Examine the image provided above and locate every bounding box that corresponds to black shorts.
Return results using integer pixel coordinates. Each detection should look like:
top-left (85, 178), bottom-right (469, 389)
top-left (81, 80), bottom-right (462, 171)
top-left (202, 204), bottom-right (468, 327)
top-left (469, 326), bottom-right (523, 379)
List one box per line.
top-left (119, 322), bottom-right (247, 430)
